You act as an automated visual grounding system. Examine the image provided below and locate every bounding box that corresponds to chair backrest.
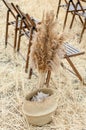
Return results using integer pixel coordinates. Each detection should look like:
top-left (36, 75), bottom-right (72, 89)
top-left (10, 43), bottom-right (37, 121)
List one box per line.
top-left (58, 0), bottom-right (86, 11)
top-left (69, 0), bottom-right (86, 12)
top-left (56, 0), bottom-right (76, 18)
top-left (11, 3), bottom-right (25, 19)
top-left (67, 0), bottom-right (76, 11)
top-left (16, 5), bottom-right (37, 28)
top-left (76, 0), bottom-right (85, 13)
top-left (60, 0), bottom-right (76, 7)
top-left (2, 0), bottom-right (16, 18)
top-left (11, 3), bottom-right (36, 30)
top-left (64, 0), bottom-right (84, 12)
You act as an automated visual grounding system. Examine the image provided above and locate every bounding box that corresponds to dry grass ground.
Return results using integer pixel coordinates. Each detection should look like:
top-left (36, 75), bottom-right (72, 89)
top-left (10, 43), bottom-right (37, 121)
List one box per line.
top-left (0, 0), bottom-right (86, 130)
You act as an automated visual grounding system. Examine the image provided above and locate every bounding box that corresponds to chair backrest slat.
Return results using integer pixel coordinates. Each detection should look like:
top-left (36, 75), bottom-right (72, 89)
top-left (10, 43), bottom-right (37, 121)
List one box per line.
top-left (16, 5), bottom-right (34, 29)
top-left (26, 14), bottom-right (36, 28)
top-left (64, 0), bottom-right (68, 4)
top-left (16, 5), bottom-right (36, 29)
top-left (11, 3), bottom-right (31, 30)
top-left (11, 3), bottom-right (23, 18)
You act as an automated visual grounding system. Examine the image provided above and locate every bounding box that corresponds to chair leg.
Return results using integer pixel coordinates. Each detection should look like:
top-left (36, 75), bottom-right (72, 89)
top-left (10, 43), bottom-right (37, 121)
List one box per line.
top-left (5, 10), bottom-right (10, 47)
top-left (70, 14), bottom-right (83, 29)
top-left (63, 10), bottom-right (69, 29)
top-left (70, 0), bottom-right (84, 29)
top-left (14, 16), bottom-right (19, 51)
top-left (56, 0), bottom-right (61, 19)
top-left (17, 19), bottom-right (23, 52)
top-left (79, 19), bottom-right (86, 43)
top-left (70, 12), bottom-right (76, 29)
top-left (25, 27), bottom-right (33, 73)
top-left (65, 56), bottom-right (83, 82)
top-left (46, 70), bottom-right (51, 87)
top-left (28, 68), bottom-right (33, 79)
top-left (78, 15), bottom-right (83, 25)
top-left (63, 1), bottom-right (72, 29)
top-left (69, 0), bottom-right (76, 29)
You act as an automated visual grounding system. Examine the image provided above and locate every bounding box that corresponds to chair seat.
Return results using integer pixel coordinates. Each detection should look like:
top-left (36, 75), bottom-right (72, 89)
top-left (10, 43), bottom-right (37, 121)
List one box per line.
top-left (8, 20), bottom-right (26, 28)
top-left (61, 4), bottom-right (86, 12)
top-left (21, 30), bottom-right (30, 38)
top-left (64, 42), bottom-right (85, 57)
top-left (76, 12), bottom-right (86, 17)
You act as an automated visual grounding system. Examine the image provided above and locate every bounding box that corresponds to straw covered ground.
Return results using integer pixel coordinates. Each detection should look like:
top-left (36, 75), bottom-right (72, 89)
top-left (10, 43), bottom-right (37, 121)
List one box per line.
top-left (0, 0), bottom-right (86, 130)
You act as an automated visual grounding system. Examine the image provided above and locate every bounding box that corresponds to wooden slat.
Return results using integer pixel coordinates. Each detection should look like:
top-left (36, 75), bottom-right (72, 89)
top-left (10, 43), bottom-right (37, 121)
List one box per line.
top-left (64, 42), bottom-right (85, 57)
top-left (8, 20), bottom-right (26, 28)
top-left (64, 43), bottom-right (79, 55)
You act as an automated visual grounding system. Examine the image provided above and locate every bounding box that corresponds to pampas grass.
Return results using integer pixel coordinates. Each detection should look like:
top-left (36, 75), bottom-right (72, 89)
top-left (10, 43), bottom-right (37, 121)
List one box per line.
top-left (29, 11), bottom-right (66, 73)
top-left (29, 11), bottom-right (66, 87)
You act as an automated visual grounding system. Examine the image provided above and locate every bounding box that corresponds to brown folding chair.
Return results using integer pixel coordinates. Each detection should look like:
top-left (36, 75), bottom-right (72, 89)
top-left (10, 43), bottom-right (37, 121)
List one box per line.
top-left (56, 0), bottom-right (86, 29)
top-left (10, 3), bottom-right (31, 51)
top-left (2, 0), bottom-right (26, 50)
top-left (11, 3), bottom-right (38, 49)
top-left (70, 0), bottom-right (86, 42)
top-left (11, 4), bottom-right (40, 74)
top-left (3, 1), bottom-right (38, 75)
top-left (46, 42), bottom-right (85, 86)
top-left (28, 42), bottom-right (85, 87)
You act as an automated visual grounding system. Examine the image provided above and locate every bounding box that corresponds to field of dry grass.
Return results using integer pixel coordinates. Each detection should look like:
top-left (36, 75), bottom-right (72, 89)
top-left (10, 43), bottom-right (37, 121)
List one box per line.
top-left (0, 0), bottom-right (86, 130)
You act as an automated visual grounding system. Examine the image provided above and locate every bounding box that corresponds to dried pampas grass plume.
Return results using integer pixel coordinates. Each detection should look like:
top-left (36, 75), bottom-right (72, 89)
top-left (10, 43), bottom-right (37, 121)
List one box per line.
top-left (29, 10), bottom-right (66, 74)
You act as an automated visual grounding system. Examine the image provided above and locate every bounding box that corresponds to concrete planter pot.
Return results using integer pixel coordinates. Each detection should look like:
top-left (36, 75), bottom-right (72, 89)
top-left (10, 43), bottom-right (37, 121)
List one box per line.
top-left (22, 88), bottom-right (57, 126)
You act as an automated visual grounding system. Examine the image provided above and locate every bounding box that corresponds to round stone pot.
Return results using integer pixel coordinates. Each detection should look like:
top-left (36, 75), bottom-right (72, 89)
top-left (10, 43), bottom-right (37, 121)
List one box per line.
top-left (22, 88), bottom-right (57, 126)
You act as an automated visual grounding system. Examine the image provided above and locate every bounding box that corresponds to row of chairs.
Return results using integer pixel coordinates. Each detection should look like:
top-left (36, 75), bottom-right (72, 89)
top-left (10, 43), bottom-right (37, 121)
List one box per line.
top-left (2, 0), bottom-right (85, 86)
top-left (56, 0), bottom-right (86, 43)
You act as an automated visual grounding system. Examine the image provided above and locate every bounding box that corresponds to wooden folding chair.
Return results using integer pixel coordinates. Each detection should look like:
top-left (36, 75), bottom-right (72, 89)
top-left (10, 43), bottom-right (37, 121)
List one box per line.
top-left (70, 0), bottom-right (86, 42)
top-left (2, 0), bottom-right (26, 50)
top-left (11, 4), bottom-right (40, 73)
top-left (27, 41), bottom-right (85, 86)
top-left (56, 0), bottom-right (86, 29)
top-left (46, 42), bottom-right (85, 86)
